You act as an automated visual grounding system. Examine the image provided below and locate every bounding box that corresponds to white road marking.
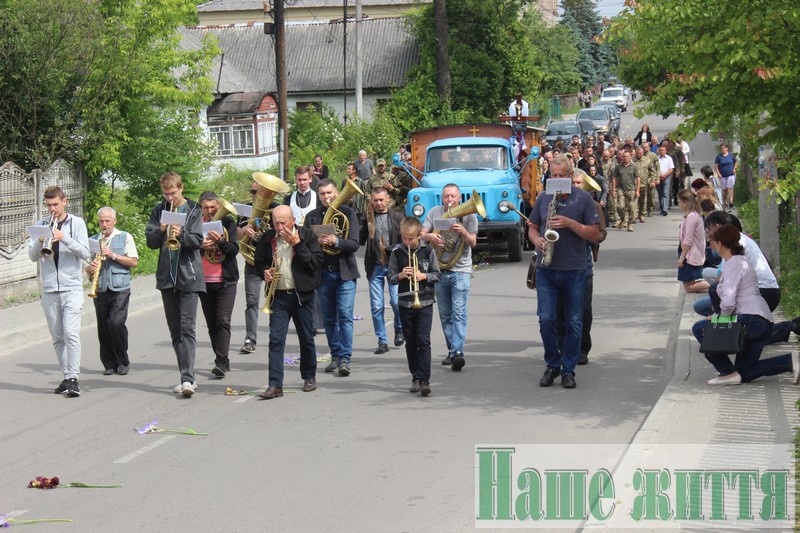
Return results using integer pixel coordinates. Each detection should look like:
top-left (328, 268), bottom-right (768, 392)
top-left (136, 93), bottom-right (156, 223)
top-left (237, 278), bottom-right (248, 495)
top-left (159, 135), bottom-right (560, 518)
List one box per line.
top-left (234, 396), bottom-right (252, 403)
top-left (114, 435), bottom-right (177, 464)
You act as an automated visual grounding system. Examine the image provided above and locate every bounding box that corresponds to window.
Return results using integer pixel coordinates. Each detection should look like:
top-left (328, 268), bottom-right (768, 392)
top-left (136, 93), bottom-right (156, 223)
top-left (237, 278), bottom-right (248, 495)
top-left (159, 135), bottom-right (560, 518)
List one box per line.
top-left (257, 121), bottom-right (277, 154)
top-left (209, 124), bottom-right (255, 157)
top-left (296, 101), bottom-right (322, 113)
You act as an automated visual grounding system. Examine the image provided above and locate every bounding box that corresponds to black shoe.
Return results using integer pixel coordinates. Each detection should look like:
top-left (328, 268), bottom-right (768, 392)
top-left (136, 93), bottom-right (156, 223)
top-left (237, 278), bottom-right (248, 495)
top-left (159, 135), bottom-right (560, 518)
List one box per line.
top-left (791, 317), bottom-right (800, 335)
top-left (409, 380), bottom-right (420, 393)
top-left (419, 381), bottom-right (431, 396)
top-left (451, 352), bottom-right (465, 371)
top-left (561, 374), bottom-right (576, 389)
top-left (394, 330), bottom-right (405, 346)
top-left (441, 355), bottom-right (453, 366)
top-left (211, 365), bottom-right (226, 378)
top-left (54, 379), bottom-right (70, 394)
top-left (577, 353), bottom-right (589, 365)
top-left (539, 367), bottom-right (561, 387)
top-left (115, 365), bottom-right (129, 375)
top-left (661, 211), bottom-right (668, 216)
top-left (103, 368), bottom-right (115, 376)
top-left (325, 356), bottom-right (339, 373)
top-left (374, 343), bottom-right (389, 354)
top-left (65, 378), bottom-right (80, 397)
top-left (338, 360), bottom-right (351, 376)
top-left (240, 339), bottom-right (256, 354)
top-left (302, 378), bottom-right (317, 392)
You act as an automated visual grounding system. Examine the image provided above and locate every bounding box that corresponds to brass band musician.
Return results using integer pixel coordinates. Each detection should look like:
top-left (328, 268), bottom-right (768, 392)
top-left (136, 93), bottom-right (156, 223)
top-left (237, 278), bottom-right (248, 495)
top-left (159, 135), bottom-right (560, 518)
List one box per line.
top-left (85, 206), bottom-right (139, 376)
top-left (198, 192), bottom-right (239, 379)
top-left (253, 205), bottom-right (323, 399)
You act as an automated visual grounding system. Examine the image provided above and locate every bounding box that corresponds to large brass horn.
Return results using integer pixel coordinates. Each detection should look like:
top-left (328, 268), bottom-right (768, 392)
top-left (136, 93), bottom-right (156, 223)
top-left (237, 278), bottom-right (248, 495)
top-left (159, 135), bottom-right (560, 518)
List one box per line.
top-left (239, 173), bottom-right (291, 266)
top-left (321, 178), bottom-right (364, 255)
top-left (575, 168), bottom-right (601, 193)
top-left (205, 198), bottom-right (239, 264)
top-left (435, 189), bottom-right (486, 270)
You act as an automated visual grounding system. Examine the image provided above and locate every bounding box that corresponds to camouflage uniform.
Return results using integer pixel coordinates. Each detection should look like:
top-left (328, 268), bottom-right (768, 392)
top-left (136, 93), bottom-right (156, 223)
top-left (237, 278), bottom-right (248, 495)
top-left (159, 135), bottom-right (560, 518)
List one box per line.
top-left (611, 162), bottom-right (639, 230)
top-left (634, 154), bottom-right (659, 219)
top-left (601, 158), bottom-right (618, 223)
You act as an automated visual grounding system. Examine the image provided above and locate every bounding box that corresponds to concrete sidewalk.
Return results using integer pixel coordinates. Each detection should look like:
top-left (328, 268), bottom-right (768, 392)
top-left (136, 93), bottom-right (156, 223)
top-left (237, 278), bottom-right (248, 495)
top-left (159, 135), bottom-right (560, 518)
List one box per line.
top-left (1, 273), bottom-right (161, 354)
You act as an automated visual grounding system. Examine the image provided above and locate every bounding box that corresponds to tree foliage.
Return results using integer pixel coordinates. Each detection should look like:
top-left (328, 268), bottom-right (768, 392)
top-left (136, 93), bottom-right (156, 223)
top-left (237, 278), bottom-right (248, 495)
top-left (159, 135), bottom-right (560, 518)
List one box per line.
top-left (0, 0), bottom-right (218, 211)
top-left (523, 11), bottom-right (583, 95)
top-left (606, 0), bottom-right (800, 200)
top-left (559, 0), bottom-right (615, 86)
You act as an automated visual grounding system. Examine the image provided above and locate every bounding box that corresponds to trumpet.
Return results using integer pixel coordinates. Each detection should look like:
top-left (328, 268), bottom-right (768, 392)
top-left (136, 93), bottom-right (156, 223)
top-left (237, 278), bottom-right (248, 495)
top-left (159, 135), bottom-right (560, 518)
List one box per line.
top-left (165, 202), bottom-right (181, 251)
top-left (40, 213), bottom-right (57, 257)
top-left (260, 255), bottom-right (282, 315)
top-left (88, 232), bottom-right (111, 299)
top-left (408, 246), bottom-right (422, 309)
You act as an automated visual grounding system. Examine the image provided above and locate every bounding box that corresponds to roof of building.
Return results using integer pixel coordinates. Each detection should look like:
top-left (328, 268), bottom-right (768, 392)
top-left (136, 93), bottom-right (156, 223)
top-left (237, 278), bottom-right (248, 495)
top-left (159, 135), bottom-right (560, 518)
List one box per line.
top-left (197, 0), bottom-right (429, 12)
top-left (181, 18), bottom-right (418, 94)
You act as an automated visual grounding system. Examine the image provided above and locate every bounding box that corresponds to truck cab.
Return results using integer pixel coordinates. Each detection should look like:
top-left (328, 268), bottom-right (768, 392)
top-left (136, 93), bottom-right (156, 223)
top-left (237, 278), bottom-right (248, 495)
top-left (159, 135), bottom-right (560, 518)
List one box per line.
top-left (405, 124), bottom-right (541, 262)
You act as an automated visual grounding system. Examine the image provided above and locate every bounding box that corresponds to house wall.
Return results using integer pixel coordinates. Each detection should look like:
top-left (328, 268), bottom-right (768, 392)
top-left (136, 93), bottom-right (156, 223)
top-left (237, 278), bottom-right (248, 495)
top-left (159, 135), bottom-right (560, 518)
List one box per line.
top-left (288, 91), bottom-right (392, 122)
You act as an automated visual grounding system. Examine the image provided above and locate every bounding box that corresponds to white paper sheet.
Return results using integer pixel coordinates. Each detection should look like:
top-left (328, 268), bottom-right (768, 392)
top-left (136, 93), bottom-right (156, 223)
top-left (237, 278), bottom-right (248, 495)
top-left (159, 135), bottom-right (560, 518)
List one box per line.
top-left (232, 203), bottom-right (253, 217)
top-left (26, 225), bottom-right (53, 240)
top-left (312, 223), bottom-right (336, 236)
top-left (160, 210), bottom-right (187, 226)
top-left (202, 220), bottom-right (224, 238)
top-left (545, 177), bottom-right (572, 195)
top-left (88, 238), bottom-right (102, 254)
top-left (433, 218), bottom-right (456, 231)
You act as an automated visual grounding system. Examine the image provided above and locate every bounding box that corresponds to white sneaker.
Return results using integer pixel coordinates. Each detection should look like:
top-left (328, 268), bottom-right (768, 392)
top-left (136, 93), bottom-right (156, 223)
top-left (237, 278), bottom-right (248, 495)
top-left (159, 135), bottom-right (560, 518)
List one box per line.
top-left (707, 373), bottom-right (741, 386)
top-left (180, 381), bottom-right (196, 397)
top-left (173, 381), bottom-right (197, 394)
top-left (791, 351), bottom-right (800, 385)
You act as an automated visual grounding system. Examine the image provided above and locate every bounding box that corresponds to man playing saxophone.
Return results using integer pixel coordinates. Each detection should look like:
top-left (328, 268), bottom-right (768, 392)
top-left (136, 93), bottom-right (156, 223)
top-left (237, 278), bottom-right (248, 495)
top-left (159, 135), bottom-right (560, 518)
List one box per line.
top-left (198, 192), bottom-right (239, 379)
top-left (253, 205), bottom-right (324, 399)
top-left (85, 207), bottom-right (139, 376)
top-left (420, 183), bottom-right (478, 372)
top-left (305, 178), bottom-right (361, 376)
top-left (528, 155), bottom-right (600, 389)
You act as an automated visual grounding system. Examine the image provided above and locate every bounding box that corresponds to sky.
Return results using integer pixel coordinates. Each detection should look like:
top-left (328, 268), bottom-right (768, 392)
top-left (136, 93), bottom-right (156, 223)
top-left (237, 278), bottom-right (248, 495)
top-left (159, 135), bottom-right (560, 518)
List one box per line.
top-left (595, 0), bottom-right (626, 19)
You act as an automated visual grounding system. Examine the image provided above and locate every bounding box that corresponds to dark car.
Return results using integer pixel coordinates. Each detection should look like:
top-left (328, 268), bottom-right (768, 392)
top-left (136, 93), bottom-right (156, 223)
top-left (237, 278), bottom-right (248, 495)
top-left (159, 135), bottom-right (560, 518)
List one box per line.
top-left (576, 118), bottom-right (597, 138)
top-left (576, 108), bottom-right (614, 138)
top-left (594, 102), bottom-right (620, 135)
top-left (544, 120), bottom-right (588, 149)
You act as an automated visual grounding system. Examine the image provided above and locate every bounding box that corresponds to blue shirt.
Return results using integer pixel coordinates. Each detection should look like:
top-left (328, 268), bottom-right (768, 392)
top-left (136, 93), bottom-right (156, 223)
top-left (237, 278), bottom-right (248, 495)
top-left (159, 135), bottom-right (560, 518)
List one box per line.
top-left (715, 152), bottom-right (737, 177)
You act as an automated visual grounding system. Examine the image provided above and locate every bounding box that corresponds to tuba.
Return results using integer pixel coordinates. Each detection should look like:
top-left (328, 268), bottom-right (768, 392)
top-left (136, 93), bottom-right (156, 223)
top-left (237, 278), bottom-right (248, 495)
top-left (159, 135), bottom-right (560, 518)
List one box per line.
top-left (205, 198), bottom-right (238, 264)
top-left (239, 172), bottom-right (291, 266)
top-left (165, 202), bottom-right (181, 251)
top-left (434, 190), bottom-right (486, 270)
top-left (321, 178), bottom-right (363, 255)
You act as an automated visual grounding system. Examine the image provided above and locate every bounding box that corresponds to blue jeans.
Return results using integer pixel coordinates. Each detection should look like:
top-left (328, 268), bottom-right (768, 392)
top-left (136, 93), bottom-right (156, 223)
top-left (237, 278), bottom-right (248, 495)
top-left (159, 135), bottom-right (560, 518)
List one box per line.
top-left (693, 314), bottom-right (792, 382)
top-left (659, 176), bottom-right (672, 213)
top-left (319, 269), bottom-right (357, 362)
top-left (536, 268), bottom-right (586, 375)
top-left (368, 265), bottom-right (400, 345)
top-left (267, 291), bottom-right (317, 387)
top-left (436, 270), bottom-right (471, 355)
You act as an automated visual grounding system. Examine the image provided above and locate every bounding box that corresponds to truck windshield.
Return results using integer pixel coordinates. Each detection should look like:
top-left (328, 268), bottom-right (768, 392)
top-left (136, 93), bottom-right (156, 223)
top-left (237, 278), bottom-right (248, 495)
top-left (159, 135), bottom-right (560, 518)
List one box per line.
top-left (427, 146), bottom-right (508, 171)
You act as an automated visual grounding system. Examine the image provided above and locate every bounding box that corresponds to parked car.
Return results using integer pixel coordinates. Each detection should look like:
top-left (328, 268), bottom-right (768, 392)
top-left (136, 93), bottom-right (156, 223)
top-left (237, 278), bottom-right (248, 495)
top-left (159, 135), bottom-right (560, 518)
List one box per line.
top-left (576, 108), bottom-right (614, 138)
top-left (594, 102), bottom-right (621, 135)
top-left (543, 120), bottom-right (588, 149)
top-left (599, 87), bottom-right (627, 112)
top-left (576, 118), bottom-right (597, 138)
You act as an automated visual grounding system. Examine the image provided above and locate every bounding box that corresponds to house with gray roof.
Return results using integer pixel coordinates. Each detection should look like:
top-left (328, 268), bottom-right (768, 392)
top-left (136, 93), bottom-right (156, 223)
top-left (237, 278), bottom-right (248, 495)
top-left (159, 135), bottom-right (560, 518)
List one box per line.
top-left (181, 17), bottom-right (417, 170)
top-left (197, 0), bottom-right (430, 25)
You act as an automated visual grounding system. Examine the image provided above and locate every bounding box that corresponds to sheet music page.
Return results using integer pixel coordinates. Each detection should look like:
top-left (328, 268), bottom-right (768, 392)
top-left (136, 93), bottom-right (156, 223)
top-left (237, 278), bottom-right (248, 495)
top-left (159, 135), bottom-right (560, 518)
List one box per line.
top-left (232, 203), bottom-right (253, 217)
top-left (433, 218), bottom-right (456, 231)
top-left (311, 223), bottom-right (336, 236)
top-left (545, 178), bottom-right (572, 195)
top-left (88, 238), bottom-right (102, 254)
top-left (160, 210), bottom-right (187, 226)
top-left (202, 220), bottom-right (224, 238)
top-left (26, 225), bottom-right (53, 240)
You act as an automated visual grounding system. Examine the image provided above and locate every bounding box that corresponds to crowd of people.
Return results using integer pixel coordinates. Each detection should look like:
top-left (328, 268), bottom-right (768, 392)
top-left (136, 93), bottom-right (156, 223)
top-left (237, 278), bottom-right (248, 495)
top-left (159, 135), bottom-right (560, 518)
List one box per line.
top-left (26, 135), bottom-right (799, 399)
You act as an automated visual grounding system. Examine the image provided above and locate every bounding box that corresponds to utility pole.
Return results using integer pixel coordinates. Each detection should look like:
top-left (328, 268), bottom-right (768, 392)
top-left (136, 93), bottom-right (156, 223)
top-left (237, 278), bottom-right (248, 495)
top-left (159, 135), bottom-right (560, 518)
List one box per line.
top-left (274, 0), bottom-right (289, 181)
top-left (354, 0), bottom-right (363, 118)
top-left (433, 0), bottom-right (451, 100)
top-left (343, 0), bottom-right (347, 121)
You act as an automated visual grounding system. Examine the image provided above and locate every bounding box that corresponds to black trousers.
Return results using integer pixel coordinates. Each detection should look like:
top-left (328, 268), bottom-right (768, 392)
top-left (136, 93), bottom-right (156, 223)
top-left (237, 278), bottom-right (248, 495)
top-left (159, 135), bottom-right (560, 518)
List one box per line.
top-left (399, 304), bottom-right (433, 382)
top-left (94, 289), bottom-right (131, 370)
top-left (199, 282), bottom-right (237, 366)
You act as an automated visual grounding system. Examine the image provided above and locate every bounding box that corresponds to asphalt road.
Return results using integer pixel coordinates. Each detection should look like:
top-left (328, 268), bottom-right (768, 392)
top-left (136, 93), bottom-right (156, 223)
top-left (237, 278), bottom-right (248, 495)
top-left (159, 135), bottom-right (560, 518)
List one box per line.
top-left (0, 108), bottom-right (712, 531)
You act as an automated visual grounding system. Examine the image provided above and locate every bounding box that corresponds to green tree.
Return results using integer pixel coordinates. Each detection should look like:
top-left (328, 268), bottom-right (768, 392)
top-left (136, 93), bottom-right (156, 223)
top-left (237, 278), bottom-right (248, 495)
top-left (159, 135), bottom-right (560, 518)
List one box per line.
top-left (523, 11), bottom-right (583, 95)
top-left (559, 0), bottom-right (614, 86)
top-left (606, 0), bottom-right (800, 200)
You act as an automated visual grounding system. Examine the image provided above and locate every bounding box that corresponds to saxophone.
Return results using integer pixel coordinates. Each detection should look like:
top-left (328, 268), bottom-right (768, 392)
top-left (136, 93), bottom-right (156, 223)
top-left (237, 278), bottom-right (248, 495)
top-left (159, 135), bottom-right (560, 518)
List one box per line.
top-left (88, 232), bottom-right (110, 299)
top-left (260, 255), bottom-right (282, 315)
top-left (540, 194), bottom-right (560, 267)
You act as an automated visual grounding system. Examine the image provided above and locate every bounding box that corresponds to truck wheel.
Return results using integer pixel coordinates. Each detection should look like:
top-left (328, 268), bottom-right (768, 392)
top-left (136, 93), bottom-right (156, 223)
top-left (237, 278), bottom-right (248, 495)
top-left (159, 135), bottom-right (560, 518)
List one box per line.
top-left (507, 229), bottom-right (523, 263)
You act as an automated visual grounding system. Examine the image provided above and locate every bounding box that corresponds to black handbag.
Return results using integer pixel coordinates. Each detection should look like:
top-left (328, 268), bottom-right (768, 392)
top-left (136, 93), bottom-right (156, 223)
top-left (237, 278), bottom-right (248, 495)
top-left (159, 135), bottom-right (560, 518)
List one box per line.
top-left (699, 315), bottom-right (745, 355)
top-left (526, 252), bottom-right (537, 290)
